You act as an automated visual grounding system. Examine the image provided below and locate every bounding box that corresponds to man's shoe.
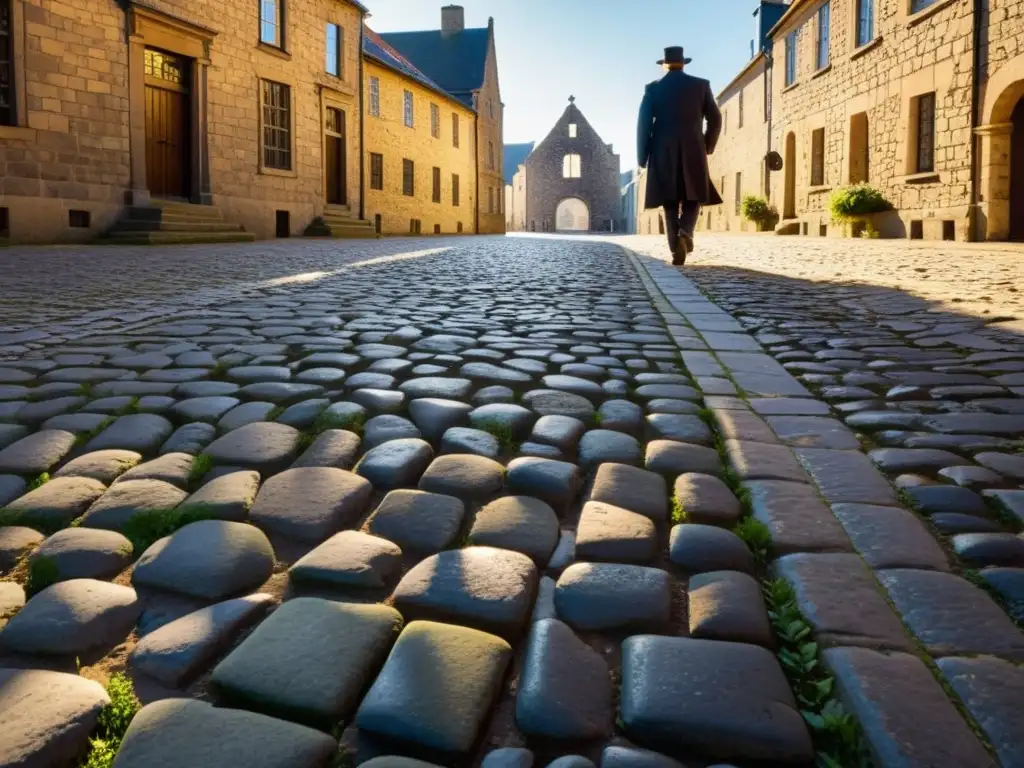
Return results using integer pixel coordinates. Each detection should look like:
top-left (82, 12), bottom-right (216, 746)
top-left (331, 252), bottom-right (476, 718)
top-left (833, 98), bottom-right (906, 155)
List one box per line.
top-left (671, 241), bottom-right (688, 266)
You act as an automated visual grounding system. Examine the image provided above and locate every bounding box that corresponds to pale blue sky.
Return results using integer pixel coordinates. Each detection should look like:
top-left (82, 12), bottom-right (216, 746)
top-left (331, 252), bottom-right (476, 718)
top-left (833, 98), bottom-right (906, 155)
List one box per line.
top-left (364, 0), bottom-right (762, 172)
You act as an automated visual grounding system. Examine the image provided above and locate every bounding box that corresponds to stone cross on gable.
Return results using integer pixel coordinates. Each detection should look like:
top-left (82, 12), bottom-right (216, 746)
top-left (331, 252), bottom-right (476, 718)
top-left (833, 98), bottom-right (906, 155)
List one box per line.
top-left (568, 95), bottom-right (575, 104)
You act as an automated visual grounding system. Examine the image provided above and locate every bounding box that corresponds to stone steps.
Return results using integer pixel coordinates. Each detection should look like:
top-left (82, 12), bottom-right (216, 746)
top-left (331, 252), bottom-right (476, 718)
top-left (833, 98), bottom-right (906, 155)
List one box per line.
top-left (304, 207), bottom-right (378, 239)
top-left (101, 201), bottom-right (254, 245)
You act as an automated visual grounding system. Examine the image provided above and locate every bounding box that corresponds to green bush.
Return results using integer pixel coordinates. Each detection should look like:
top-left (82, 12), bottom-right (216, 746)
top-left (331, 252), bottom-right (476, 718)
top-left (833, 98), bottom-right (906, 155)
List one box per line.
top-left (740, 195), bottom-right (776, 224)
top-left (828, 184), bottom-right (891, 222)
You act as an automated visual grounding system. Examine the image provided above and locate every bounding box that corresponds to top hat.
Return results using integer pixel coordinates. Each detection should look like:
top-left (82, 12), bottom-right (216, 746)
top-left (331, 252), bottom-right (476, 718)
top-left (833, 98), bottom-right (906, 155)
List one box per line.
top-left (658, 46), bottom-right (692, 65)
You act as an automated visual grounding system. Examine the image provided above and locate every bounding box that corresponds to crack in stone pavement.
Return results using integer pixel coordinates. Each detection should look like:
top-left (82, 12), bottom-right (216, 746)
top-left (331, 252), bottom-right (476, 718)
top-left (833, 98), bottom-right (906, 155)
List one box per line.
top-left (0, 234), bottom-right (1021, 767)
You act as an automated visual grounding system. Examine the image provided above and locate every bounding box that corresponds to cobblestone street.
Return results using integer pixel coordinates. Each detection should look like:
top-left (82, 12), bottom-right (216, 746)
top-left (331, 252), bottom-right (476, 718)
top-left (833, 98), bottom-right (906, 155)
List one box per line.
top-left (0, 234), bottom-right (1022, 767)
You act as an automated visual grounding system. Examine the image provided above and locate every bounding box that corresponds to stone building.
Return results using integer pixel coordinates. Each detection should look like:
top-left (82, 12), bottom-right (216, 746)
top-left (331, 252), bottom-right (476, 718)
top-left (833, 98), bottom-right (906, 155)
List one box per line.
top-left (691, 0), bottom-right (1024, 242)
top-left (0, 1), bottom-right (503, 244)
top-left (378, 5), bottom-right (505, 234)
top-left (519, 97), bottom-right (621, 233)
top-left (361, 27), bottom-right (477, 235)
top-left (503, 141), bottom-right (532, 231)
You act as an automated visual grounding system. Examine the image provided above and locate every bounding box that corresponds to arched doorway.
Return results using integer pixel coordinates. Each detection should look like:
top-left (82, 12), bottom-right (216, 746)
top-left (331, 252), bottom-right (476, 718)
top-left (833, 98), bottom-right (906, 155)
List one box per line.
top-left (556, 198), bottom-right (589, 231)
top-left (1011, 97), bottom-right (1024, 241)
top-left (783, 132), bottom-right (797, 219)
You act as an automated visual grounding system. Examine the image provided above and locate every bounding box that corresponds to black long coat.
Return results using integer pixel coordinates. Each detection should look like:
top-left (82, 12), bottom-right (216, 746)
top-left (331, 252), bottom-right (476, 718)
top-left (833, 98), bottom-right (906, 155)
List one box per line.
top-left (637, 70), bottom-right (723, 209)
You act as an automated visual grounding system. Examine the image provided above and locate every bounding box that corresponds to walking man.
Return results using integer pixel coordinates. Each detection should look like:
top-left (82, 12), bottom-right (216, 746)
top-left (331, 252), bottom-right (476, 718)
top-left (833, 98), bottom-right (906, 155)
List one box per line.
top-left (637, 46), bottom-right (722, 265)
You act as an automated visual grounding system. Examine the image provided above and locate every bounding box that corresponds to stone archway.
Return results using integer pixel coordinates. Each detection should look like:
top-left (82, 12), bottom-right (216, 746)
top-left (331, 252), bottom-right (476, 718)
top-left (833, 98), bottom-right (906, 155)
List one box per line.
top-left (555, 197), bottom-right (589, 231)
top-left (783, 132), bottom-right (797, 220)
top-left (977, 57), bottom-right (1024, 240)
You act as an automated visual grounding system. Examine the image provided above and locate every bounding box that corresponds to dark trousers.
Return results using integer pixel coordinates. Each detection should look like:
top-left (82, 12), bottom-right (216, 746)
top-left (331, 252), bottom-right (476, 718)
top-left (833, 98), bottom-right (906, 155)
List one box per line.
top-left (662, 201), bottom-right (701, 250)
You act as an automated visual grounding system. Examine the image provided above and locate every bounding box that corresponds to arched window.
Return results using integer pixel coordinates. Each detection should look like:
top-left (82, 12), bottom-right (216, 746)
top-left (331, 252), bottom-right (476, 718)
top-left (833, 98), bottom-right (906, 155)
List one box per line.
top-left (562, 154), bottom-right (581, 178)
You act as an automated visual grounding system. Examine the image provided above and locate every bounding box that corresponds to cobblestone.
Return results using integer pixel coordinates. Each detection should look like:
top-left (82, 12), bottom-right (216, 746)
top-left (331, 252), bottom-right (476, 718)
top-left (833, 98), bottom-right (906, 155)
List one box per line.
top-left (0, 233), bottom-right (1020, 765)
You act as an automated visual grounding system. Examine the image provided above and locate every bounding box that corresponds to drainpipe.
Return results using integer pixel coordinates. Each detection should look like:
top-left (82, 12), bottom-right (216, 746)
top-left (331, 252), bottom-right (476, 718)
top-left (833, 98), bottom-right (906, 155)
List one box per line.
top-left (358, 19), bottom-right (366, 221)
top-left (474, 103), bottom-right (480, 234)
top-left (968, 0), bottom-right (983, 241)
top-left (764, 51), bottom-right (773, 201)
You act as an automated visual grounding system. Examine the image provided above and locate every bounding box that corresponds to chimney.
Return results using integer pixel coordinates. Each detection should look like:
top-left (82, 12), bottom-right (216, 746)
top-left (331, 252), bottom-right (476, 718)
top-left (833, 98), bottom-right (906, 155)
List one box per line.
top-left (441, 5), bottom-right (465, 35)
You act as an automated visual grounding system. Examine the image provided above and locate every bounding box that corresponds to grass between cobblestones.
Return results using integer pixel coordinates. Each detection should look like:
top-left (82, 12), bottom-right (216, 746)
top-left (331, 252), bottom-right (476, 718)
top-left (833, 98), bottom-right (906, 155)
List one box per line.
top-left (119, 505), bottom-right (216, 554)
top-left (25, 554), bottom-right (59, 597)
top-left (187, 454), bottom-right (213, 487)
top-left (476, 419), bottom-right (519, 455)
top-left (78, 673), bottom-right (140, 768)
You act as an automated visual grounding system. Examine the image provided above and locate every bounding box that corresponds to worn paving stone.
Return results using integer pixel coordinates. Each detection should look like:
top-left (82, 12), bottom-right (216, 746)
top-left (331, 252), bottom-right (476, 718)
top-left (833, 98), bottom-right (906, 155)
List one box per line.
top-left (938, 464), bottom-right (1004, 488)
top-left (645, 413), bottom-right (713, 444)
top-left (363, 414), bottom-right (422, 449)
top-left (31, 527), bottom-right (133, 581)
top-left (356, 620), bottom-right (512, 755)
top-left (79, 479), bottom-right (188, 531)
top-left (470, 403), bottom-right (536, 436)
top-left (292, 429), bottom-right (360, 469)
top-left (131, 594), bottom-right (275, 687)
top-left (765, 415), bottom-right (861, 449)
top-left (418, 453), bottom-right (505, 500)
top-left (575, 501), bottom-right (658, 564)
top-left (878, 569), bottom-right (1024, 660)
top-left (983, 489), bottom-right (1024, 525)
top-left (0, 669), bottom-right (110, 768)
top-left (440, 426), bottom-right (501, 457)
top-left (869, 447), bottom-right (971, 473)
top-left (725, 439), bottom-right (809, 483)
top-left (160, 422), bottom-right (217, 455)
top-left (179, 470), bottom-right (260, 521)
top-left (669, 524), bottom-right (755, 574)
top-left (0, 429), bottom-right (76, 474)
top-left (0, 578), bottom-right (141, 656)
top-left (111, 698), bottom-right (337, 768)
top-left (688, 571), bottom-right (774, 648)
top-left (823, 647), bottom-right (993, 768)
top-left (0, 473), bottom-right (27, 507)
top-left (0, 526), bottom-right (44, 572)
top-left (393, 547), bottom-right (537, 639)
top-left (505, 457), bottom-right (582, 512)
top-left (578, 429), bottom-right (643, 470)
top-left (469, 496), bottom-right (560, 565)
top-left (516, 618), bottom-right (613, 740)
top-left (218, 401), bottom-right (277, 432)
top-left (620, 635), bottom-right (812, 763)
top-left (673, 473), bottom-right (741, 526)
top-left (974, 451), bottom-right (1024, 480)
top-left (952, 532), bottom-right (1024, 567)
top-left (212, 598), bottom-right (402, 730)
top-left (202, 421), bottom-right (301, 474)
top-left (794, 448), bottom-right (898, 505)
top-left (599, 746), bottom-right (687, 768)
top-left (115, 452), bottom-right (194, 488)
top-left (54, 449), bottom-right (142, 484)
top-left (832, 503), bottom-right (949, 571)
top-left (772, 553), bottom-right (913, 651)
top-left (554, 563), bottom-right (671, 632)
top-left (644, 439), bottom-right (721, 476)
top-left (589, 462), bottom-right (668, 522)
top-left (904, 484), bottom-right (989, 516)
top-left (84, 413), bottom-right (173, 454)
top-left (132, 520), bottom-right (275, 601)
top-left (743, 479), bottom-right (852, 555)
top-left (407, 398), bottom-right (473, 442)
top-left (367, 489), bottom-right (464, 554)
top-left (249, 467), bottom-right (372, 542)
top-left (596, 399), bottom-right (644, 435)
top-left (529, 414), bottom-right (586, 451)
top-left (290, 530), bottom-right (402, 590)
top-left (3, 476), bottom-right (108, 531)
top-left (170, 396), bottom-right (240, 424)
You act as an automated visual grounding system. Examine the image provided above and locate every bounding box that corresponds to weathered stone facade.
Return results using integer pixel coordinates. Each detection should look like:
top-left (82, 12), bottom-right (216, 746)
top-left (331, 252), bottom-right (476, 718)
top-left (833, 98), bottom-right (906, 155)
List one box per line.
top-left (692, 0), bottom-right (1024, 242)
top-left (522, 100), bottom-right (621, 233)
top-left (474, 24), bottom-right (505, 234)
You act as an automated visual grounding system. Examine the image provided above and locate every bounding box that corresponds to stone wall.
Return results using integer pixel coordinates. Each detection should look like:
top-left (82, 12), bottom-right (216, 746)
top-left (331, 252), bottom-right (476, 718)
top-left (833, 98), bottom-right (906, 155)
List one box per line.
top-left (363, 58), bottom-right (477, 235)
top-left (475, 24), bottom-right (505, 234)
top-left (524, 102), bottom-right (621, 233)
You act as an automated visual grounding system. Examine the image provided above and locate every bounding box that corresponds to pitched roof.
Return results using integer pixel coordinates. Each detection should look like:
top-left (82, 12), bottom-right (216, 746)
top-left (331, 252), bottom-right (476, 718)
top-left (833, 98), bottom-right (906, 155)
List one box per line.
top-left (503, 143), bottom-right (534, 183)
top-left (378, 27), bottom-right (490, 108)
top-left (363, 26), bottom-right (455, 102)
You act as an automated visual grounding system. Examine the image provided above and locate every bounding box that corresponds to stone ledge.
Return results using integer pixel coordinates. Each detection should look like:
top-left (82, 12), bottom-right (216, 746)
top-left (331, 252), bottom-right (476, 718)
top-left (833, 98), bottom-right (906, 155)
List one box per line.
top-left (906, 0), bottom-right (959, 27)
top-left (849, 35), bottom-right (883, 60)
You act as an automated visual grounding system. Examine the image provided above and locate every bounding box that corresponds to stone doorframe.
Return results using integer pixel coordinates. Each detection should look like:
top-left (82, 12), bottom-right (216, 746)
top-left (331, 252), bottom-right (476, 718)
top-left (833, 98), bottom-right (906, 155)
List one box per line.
top-left (976, 54), bottom-right (1024, 241)
top-left (124, 3), bottom-right (216, 206)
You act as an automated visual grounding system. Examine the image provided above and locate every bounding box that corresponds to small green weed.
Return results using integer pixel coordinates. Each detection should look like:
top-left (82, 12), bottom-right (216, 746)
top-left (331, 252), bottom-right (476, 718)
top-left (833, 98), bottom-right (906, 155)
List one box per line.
top-left (26, 554), bottom-right (60, 596)
top-left (733, 516), bottom-right (771, 567)
top-left (312, 409), bottom-right (366, 437)
top-left (187, 454), bottom-right (212, 487)
top-left (79, 673), bottom-right (140, 768)
top-left (265, 405), bottom-right (287, 422)
top-left (77, 382), bottom-right (95, 397)
top-left (75, 418), bottom-right (115, 447)
top-left (208, 361), bottom-right (229, 379)
top-left (117, 397), bottom-right (141, 416)
top-left (27, 472), bottom-right (50, 491)
top-left (121, 506), bottom-right (214, 554)
top-left (476, 419), bottom-right (518, 454)
top-left (670, 497), bottom-right (687, 524)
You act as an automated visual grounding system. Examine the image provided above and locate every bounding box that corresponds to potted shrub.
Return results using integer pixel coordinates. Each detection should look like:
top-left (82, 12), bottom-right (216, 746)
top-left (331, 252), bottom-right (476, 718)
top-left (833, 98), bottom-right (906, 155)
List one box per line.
top-left (829, 184), bottom-right (895, 238)
top-left (740, 195), bottom-right (778, 232)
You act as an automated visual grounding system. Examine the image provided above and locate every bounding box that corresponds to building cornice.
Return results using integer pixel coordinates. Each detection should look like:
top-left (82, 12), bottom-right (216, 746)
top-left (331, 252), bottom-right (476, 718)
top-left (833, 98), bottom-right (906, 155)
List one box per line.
top-left (766, 0), bottom-right (816, 39)
top-left (716, 51), bottom-right (767, 102)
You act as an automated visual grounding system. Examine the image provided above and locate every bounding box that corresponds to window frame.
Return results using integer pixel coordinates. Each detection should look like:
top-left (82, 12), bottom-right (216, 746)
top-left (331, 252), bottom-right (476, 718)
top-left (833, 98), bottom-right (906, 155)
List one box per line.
top-left (432, 166), bottom-right (441, 203)
top-left (368, 76), bottom-right (380, 117)
top-left (815, 2), bottom-right (830, 71)
top-left (855, 0), bottom-right (875, 47)
top-left (0, 0), bottom-right (16, 127)
top-left (452, 112), bottom-right (460, 148)
top-left (325, 22), bottom-right (342, 78)
top-left (260, 79), bottom-right (292, 172)
top-left (910, 0), bottom-right (937, 12)
top-left (568, 123), bottom-right (577, 138)
top-left (452, 173), bottom-right (460, 206)
top-left (914, 92), bottom-right (936, 173)
top-left (738, 90), bottom-right (744, 129)
top-left (402, 158), bottom-right (415, 196)
top-left (784, 30), bottom-right (797, 86)
top-left (562, 153), bottom-right (581, 179)
top-left (487, 140), bottom-right (495, 170)
top-left (403, 89), bottom-right (414, 128)
top-left (369, 152), bottom-right (384, 190)
top-left (810, 127), bottom-right (825, 186)
top-left (430, 103), bottom-right (440, 139)
top-left (734, 171), bottom-right (742, 215)
top-left (260, 0), bottom-right (285, 49)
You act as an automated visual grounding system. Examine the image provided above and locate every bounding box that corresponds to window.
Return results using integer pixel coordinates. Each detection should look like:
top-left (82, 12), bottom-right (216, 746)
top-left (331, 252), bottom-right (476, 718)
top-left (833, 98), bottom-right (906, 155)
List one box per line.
top-left (914, 92), bottom-right (936, 173)
top-left (402, 158), bottom-right (414, 196)
top-left (0, 0), bottom-right (14, 126)
top-left (856, 0), bottom-right (874, 47)
top-left (432, 167), bottom-right (441, 203)
top-left (562, 153), bottom-right (581, 178)
top-left (403, 90), bottom-right (413, 128)
top-left (911, 0), bottom-right (936, 12)
top-left (370, 153), bottom-right (383, 190)
top-left (457, 221), bottom-right (463, 233)
top-left (452, 173), bottom-right (460, 206)
top-left (368, 76), bottom-right (380, 117)
top-left (569, 123), bottom-right (577, 138)
top-left (260, 0), bottom-right (284, 48)
top-left (734, 172), bottom-right (742, 215)
top-left (69, 210), bottom-right (90, 228)
top-left (261, 80), bottom-right (291, 170)
top-left (430, 103), bottom-right (440, 138)
top-left (811, 127), bottom-right (825, 186)
top-left (785, 31), bottom-right (797, 86)
top-left (815, 2), bottom-right (830, 70)
top-left (738, 90), bottom-right (744, 129)
top-left (452, 112), bottom-right (460, 147)
top-left (325, 23), bottom-right (342, 77)
top-left (488, 187), bottom-right (494, 214)
top-left (488, 140), bottom-right (495, 170)
top-left (723, 109), bottom-right (728, 135)
top-left (487, 99), bottom-right (493, 119)
top-left (410, 219), bottom-right (421, 234)
top-left (374, 213), bottom-right (382, 234)
top-left (849, 112), bottom-right (869, 183)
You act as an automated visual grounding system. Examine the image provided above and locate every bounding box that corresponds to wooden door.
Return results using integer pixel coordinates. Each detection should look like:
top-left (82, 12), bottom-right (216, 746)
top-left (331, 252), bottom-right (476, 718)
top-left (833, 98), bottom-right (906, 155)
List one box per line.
top-left (326, 107), bottom-right (346, 205)
top-left (144, 49), bottom-right (191, 199)
top-left (1011, 98), bottom-right (1024, 242)
top-left (783, 132), bottom-right (797, 219)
